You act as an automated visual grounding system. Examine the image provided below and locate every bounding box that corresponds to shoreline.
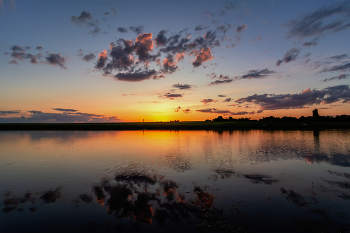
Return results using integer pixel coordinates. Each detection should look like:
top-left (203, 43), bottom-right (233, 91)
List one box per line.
top-left (1, 121), bottom-right (350, 130)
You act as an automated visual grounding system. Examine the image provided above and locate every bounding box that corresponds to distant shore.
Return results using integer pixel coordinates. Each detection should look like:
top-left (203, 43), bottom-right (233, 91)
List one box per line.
top-left (1, 121), bottom-right (350, 130)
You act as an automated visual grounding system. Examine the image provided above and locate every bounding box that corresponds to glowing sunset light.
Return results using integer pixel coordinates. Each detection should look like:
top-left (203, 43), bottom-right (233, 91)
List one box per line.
top-left (0, 0), bottom-right (349, 123)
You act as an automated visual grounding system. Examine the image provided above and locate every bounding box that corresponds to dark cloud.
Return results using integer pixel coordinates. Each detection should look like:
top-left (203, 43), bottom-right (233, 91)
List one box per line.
top-left (28, 110), bottom-right (42, 114)
top-left (327, 54), bottom-right (347, 60)
top-left (45, 53), bottom-right (66, 69)
top-left (303, 38), bottom-right (318, 47)
top-left (236, 85), bottom-right (350, 110)
top-left (71, 11), bottom-right (93, 24)
top-left (218, 95), bottom-right (226, 97)
top-left (235, 24), bottom-right (247, 33)
top-left (0, 110), bottom-right (20, 115)
top-left (11, 45), bottom-right (24, 51)
top-left (115, 69), bottom-right (157, 82)
top-left (231, 111), bottom-right (252, 115)
top-left (175, 106), bottom-right (181, 112)
top-left (323, 74), bottom-right (349, 82)
top-left (209, 79), bottom-right (233, 85)
top-left (117, 27), bottom-right (128, 33)
top-left (223, 98), bottom-right (232, 102)
top-left (285, 2), bottom-right (350, 39)
top-left (129, 25), bottom-right (144, 34)
top-left (9, 60), bottom-right (18, 65)
top-left (194, 25), bottom-right (209, 31)
top-left (276, 48), bottom-right (301, 66)
top-left (223, 2), bottom-right (235, 10)
top-left (0, 109), bottom-right (120, 123)
top-left (154, 30), bottom-right (167, 47)
top-left (82, 53), bottom-right (96, 61)
top-left (196, 108), bottom-right (230, 113)
top-left (53, 108), bottom-right (78, 112)
top-left (89, 27), bottom-right (101, 36)
top-left (201, 99), bottom-right (215, 104)
top-left (320, 62), bottom-right (350, 72)
top-left (172, 84), bottom-right (193, 90)
top-left (241, 68), bottom-right (275, 79)
top-left (162, 93), bottom-right (183, 99)
top-left (183, 109), bottom-right (191, 113)
top-left (217, 23), bottom-right (232, 34)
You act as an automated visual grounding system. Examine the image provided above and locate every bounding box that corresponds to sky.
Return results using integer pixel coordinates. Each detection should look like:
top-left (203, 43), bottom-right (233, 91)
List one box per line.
top-left (1, 0), bottom-right (350, 123)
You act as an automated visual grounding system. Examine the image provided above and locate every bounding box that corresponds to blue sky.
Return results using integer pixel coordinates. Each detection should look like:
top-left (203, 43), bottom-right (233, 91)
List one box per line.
top-left (1, 0), bottom-right (350, 122)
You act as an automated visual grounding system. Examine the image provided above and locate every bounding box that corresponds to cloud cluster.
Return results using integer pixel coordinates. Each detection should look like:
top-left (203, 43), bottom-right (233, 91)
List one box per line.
top-left (7, 45), bottom-right (43, 65)
top-left (285, 2), bottom-right (350, 38)
top-left (0, 108), bottom-right (120, 123)
top-left (95, 28), bottom-right (222, 81)
top-left (235, 24), bottom-right (247, 33)
top-left (236, 85), bottom-right (350, 110)
top-left (45, 53), bottom-right (66, 69)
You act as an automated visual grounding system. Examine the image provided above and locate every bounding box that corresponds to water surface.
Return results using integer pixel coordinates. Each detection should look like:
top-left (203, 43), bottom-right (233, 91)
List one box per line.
top-left (0, 130), bottom-right (349, 232)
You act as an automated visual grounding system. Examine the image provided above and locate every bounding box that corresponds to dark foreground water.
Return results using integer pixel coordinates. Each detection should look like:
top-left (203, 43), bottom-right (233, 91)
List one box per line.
top-left (0, 130), bottom-right (349, 233)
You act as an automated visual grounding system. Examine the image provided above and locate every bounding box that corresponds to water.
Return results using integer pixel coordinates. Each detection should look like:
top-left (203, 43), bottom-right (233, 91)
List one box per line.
top-left (0, 130), bottom-right (349, 233)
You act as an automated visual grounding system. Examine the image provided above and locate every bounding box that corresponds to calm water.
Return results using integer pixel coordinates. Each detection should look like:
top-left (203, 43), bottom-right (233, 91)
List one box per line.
top-left (0, 130), bottom-right (349, 233)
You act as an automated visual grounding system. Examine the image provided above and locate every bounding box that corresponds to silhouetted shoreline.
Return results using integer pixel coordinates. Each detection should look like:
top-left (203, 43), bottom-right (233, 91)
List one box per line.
top-left (1, 121), bottom-right (350, 130)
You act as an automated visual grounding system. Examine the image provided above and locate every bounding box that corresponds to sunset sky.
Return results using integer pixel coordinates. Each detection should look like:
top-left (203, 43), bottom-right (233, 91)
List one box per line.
top-left (1, 0), bottom-right (350, 122)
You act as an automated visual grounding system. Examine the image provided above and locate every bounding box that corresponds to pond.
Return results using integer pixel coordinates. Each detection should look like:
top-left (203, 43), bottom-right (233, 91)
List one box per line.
top-left (0, 130), bottom-right (349, 233)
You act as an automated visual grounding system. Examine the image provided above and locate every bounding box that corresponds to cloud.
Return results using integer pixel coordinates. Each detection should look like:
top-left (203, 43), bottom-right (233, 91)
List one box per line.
top-left (303, 38), bottom-right (318, 47)
top-left (11, 45), bottom-right (24, 51)
top-left (276, 48), bottom-right (301, 66)
top-left (115, 69), bottom-right (157, 82)
top-left (183, 109), bottom-right (191, 113)
top-left (285, 2), bottom-right (350, 39)
top-left (161, 93), bottom-right (183, 100)
top-left (45, 53), bottom-right (66, 69)
top-left (0, 110), bottom-right (20, 115)
top-left (162, 55), bottom-right (178, 74)
top-left (95, 50), bottom-right (108, 69)
top-left (235, 24), bottom-right (247, 33)
top-left (217, 23), bottom-right (232, 34)
top-left (241, 68), bottom-right (275, 79)
top-left (223, 2), bottom-right (235, 10)
top-left (194, 25), bottom-right (209, 31)
top-left (129, 25), bottom-right (144, 34)
top-left (135, 33), bottom-right (155, 62)
top-left (236, 85), bottom-right (350, 110)
top-left (209, 79), bottom-right (233, 85)
top-left (327, 54), bottom-right (347, 60)
top-left (117, 27), bottom-right (128, 33)
top-left (320, 62), bottom-right (350, 72)
top-left (0, 109), bottom-right (121, 123)
top-left (154, 30), bottom-right (168, 47)
top-left (323, 74), bottom-right (349, 82)
top-left (223, 98), bottom-right (232, 102)
top-left (175, 106), bottom-right (181, 112)
top-left (9, 60), bottom-right (18, 65)
top-left (172, 84), bottom-right (193, 90)
top-left (71, 11), bottom-right (93, 24)
top-left (192, 47), bottom-right (213, 67)
top-left (89, 27), bottom-right (101, 36)
top-left (195, 108), bottom-right (231, 114)
top-left (111, 8), bottom-right (117, 14)
top-left (82, 53), bottom-right (96, 61)
top-left (53, 108), bottom-right (78, 112)
top-left (201, 99), bottom-right (215, 104)
top-left (218, 95), bottom-right (226, 97)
